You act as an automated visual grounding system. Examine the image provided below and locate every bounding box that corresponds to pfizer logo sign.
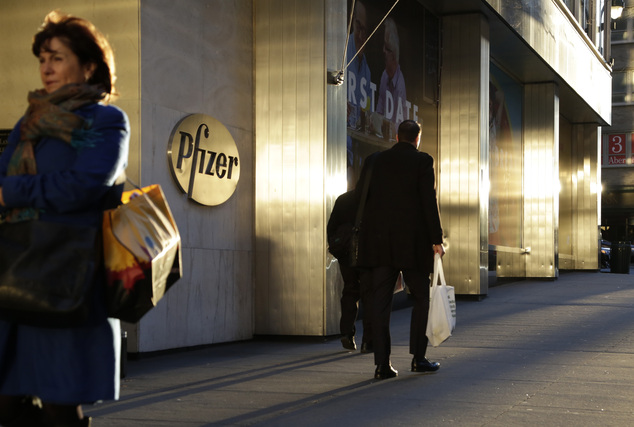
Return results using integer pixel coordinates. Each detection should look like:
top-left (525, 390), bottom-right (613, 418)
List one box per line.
top-left (167, 114), bottom-right (240, 206)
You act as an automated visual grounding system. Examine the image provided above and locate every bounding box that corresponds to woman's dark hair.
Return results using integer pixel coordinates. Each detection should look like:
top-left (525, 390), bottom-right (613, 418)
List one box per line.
top-left (32, 10), bottom-right (117, 101)
top-left (397, 120), bottom-right (421, 144)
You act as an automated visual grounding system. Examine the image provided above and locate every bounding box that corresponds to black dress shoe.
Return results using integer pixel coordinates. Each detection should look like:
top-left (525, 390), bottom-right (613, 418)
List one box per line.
top-left (340, 334), bottom-right (356, 350)
top-left (1, 396), bottom-right (43, 427)
top-left (360, 342), bottom-right (373, 353)
top-left (411, 357), bottom-right (440, 372)
top-left (374, 363), bottom-right (398, 379)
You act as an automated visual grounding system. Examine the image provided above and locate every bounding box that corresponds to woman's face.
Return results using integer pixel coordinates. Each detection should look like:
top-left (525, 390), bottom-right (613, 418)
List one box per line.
top-left (39, 37), bottom-right (94, 94)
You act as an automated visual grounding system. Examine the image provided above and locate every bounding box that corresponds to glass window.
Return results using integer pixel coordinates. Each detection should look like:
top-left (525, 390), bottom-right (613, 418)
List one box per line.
top-left (345, 0), bottom-right (440, 188)
top-left (489, 63), bottom-right (523, 249)
top-left (612, 7), bottom-right (632, 42)
top-left (612, 70), bottom-right (633, 104)
top-left (596, 0), bottom-right (605, 55)
top-left (582, 0), bottom-right (591, 34)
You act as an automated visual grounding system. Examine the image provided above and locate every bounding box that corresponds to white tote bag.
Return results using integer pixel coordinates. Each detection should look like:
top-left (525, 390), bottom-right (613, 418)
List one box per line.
top-left (426, 254), bottom-right (456, 347)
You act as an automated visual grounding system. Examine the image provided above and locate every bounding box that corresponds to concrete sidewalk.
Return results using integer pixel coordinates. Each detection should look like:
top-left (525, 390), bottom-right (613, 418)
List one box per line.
top-left (86, 268), bottom-right (634, 426)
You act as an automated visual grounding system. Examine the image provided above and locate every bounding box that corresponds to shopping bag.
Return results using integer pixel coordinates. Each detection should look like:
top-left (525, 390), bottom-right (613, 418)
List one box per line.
top-left (426, 254), bottom-right (456, 346)
top-left (394, 271), bottom-right (406, 294)
top-left (103, 183), bottom-right (182, 323)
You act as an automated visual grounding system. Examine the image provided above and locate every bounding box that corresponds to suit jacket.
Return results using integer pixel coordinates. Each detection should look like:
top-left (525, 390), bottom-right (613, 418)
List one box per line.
top-left (356, 141), bottom-right (443, 273)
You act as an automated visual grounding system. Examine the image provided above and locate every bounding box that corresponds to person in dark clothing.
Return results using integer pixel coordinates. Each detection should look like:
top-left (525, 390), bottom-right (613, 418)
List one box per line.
top-left (355, 119), bottom-right (444, 380)
top-left (327, 190), bottom-right (372, 353)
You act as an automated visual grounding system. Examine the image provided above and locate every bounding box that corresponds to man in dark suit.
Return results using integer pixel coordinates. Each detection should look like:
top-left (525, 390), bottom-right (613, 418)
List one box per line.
top-left (356, 119), bottom-right (445, 380)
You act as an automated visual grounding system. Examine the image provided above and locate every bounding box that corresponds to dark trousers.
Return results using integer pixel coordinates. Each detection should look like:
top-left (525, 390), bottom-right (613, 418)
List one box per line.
top-left (369, 266), bottom-right (431, 366)
top-left (339, 264), bottom-right (372, 344)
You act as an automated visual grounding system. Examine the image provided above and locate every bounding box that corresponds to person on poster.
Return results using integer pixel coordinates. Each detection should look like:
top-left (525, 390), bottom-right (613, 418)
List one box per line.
top-left (347, 0), bottom-right (372, 187)
top-left (355, 120), bottom-right (444, 380)
top-left (375, 18), bottom-right (407, 135)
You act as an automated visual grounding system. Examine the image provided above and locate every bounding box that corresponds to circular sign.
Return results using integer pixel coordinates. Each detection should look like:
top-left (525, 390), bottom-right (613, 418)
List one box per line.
top-left (167, 114), bottom-right (240, 206)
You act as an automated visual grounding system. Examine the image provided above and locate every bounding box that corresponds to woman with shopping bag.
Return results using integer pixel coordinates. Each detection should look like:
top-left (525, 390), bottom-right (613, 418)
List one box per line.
top-left (0, 11), bottom-right (128, 426)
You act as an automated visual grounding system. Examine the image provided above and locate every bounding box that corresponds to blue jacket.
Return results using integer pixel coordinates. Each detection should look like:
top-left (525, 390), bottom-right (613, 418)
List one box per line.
top-left (0, 103), bottom-right (130, 227)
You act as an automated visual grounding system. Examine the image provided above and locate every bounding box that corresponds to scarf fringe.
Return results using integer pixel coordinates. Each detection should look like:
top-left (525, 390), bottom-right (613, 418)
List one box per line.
top-left (0, 207), bottom-right (39, 224)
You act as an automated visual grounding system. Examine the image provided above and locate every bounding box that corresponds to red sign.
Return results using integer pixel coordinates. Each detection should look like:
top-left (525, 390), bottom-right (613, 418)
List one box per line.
top-left (604, 133), bottom-right (633, 167)
top-left (608, 134), bottom-right (627, 155)
top-left (608, 156), bottom-right (627, 165)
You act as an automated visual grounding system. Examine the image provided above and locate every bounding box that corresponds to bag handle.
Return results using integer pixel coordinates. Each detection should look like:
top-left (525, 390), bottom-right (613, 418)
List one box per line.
top-left (125, 178), bottom-right (160, 210)
top-left (431, 253), bottom-right (446, 288)
top-left (126, 177), bottom-right (145, 193)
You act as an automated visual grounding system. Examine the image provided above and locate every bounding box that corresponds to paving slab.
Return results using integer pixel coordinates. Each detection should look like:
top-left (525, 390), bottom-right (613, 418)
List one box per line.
top-left (86, 268), bottom-right (634, 426)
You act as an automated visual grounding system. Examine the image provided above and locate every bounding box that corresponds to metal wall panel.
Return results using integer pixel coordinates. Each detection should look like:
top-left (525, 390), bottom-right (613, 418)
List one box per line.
top-left (439, 14), bottom-right (489, 295)
top-left (570, 124), bottom-right (600, 269)
top-left (523, 83), bottom-right (559, 278)
top-left (254, 0), bottom-right (330, 335)
top-left (138, 0), bottom-right (256, 352)
top-left (559, 117), bottom-right (575, 270)
top-left (324, 0), bottom-right (347, 335)
top-left (558, 120), bottom-right (599, 270)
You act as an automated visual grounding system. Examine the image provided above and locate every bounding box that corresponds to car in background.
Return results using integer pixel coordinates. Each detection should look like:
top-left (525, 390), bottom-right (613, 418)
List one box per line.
top-left (601, 240), bottom-right (634, 268)
top-left (600, 240), bottom-right (611, 269)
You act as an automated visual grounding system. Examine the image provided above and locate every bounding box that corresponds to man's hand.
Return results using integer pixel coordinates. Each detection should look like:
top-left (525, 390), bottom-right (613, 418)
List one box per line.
top-left (433, 244), bottom-right (445, 257)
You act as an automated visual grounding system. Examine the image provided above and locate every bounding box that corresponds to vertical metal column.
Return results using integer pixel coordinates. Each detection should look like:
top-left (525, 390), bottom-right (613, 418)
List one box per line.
top-left (439, 14), bottom-right (489, 296)
top-left (570, 124), bottom-right (601, 269)
top-left (324, 0), bottom-right (348, 334)
top-left (523, 83), bottom-right (559, 278)
top-left (254, 0), bottom-right (331, 335)
top-left (559, 117), bottom-right (575, 270)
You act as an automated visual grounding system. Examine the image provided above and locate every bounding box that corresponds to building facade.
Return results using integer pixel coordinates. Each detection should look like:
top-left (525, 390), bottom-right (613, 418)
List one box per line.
top-left (602, 1), bottom-right (634, 245)
top-left (0, 0), bottom-right (612, 353)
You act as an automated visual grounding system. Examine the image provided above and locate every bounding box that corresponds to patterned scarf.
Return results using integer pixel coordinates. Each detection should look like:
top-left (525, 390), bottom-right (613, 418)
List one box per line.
top-left (2, 83), bottom-right (104, 223)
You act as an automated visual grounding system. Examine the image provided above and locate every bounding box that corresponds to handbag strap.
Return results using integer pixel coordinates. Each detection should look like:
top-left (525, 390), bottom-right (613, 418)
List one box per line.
top-left (126, 177), bottom-right (144, 192)
top-left (354, 156), bottom-right (375, 227)
top-left (125, 179), bottom-right (175, 228)
top-left (125, 178), bottom-right (156, 207)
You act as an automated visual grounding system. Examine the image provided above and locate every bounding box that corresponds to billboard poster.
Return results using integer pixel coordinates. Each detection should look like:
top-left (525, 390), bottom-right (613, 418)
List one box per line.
top-left (346, 0), bottom-right (438, 189)
top-left (489, 63), bottom-right (522, 248)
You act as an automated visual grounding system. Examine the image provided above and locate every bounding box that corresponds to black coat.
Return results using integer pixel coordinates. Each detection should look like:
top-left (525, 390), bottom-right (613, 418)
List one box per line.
top-left (327, 190), bottom-right (356, 239)
top-left (356, 142), bottom-right (443, 273)
top-left (326, 190), bottom-right (358, 263)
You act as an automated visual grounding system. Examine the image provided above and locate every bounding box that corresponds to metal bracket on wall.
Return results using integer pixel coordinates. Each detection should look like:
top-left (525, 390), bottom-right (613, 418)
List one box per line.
top-left (329, 0), bottom-right (401, 86)
top-left (327, 69), bottom-right (344, 86)
top-left (490, 245), bottom-right (531, 255)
